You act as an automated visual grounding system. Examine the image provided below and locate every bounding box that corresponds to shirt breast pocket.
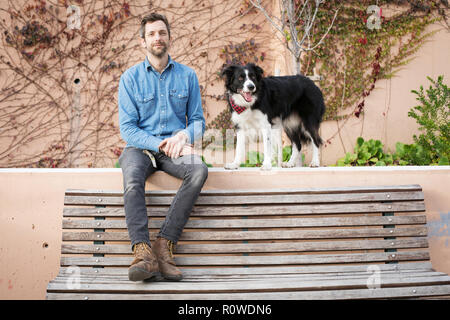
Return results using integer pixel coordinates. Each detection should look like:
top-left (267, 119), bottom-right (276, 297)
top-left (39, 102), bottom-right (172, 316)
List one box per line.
top-left (169, 89), bottom-right (188, 116)
top-left (134, 93), bottom-right (155, 120)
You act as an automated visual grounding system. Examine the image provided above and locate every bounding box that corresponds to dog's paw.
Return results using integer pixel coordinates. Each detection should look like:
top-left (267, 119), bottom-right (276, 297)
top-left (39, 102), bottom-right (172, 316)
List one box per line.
top-left (281, 161), bottom-right (295, 168)
top-left (224, 162), bottom-right (240, 170)
top-left (309, 161), bottom-right (320, 168)
top-left (260, 162), bottom-right (272, 171)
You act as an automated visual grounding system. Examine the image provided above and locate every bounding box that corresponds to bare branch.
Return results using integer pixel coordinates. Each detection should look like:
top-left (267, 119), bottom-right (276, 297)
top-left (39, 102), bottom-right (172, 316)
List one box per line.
top-left (308, 8), bottom-right (340, 51)
top-left (249, 0), bottom-right (284, 34)
top-left (251, 0), bottom-right (340, 74)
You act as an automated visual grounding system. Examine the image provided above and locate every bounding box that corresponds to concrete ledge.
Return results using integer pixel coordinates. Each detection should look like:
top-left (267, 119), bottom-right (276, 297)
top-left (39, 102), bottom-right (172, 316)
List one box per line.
top-left (1, 167), bottom-right (449, 299)
top-left (1, 165), bottom-right (448, 173)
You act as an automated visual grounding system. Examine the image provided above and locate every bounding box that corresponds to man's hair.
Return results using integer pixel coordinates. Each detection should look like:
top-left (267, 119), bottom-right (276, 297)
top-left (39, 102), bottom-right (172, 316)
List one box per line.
top-left (140, 13), bottom-right (171, 39)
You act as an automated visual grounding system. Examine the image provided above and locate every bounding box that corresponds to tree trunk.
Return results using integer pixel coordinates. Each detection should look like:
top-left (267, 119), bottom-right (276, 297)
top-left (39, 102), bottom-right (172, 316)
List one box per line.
top-left (292, 52), bottom-right (301, 75)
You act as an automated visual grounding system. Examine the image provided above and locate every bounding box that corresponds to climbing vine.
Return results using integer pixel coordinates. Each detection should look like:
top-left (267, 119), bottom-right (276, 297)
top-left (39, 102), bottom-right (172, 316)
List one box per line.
top-left (300, 0), bottom-right (447, 120)
top-left (0, 0), bottom-right (268, 167)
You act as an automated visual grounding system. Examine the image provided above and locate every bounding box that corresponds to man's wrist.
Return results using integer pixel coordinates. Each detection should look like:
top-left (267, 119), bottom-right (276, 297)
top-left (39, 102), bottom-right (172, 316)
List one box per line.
top-left (176, 131), bottom-right (189, 144)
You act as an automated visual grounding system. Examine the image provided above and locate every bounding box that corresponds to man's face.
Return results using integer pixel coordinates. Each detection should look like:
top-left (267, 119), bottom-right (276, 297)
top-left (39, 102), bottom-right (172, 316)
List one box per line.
top-left (141, 20), bottom-right (170, 58)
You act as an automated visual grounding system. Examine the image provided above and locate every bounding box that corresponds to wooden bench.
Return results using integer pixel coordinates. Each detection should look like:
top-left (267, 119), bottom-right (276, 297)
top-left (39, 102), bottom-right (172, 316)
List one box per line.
top-left (46, 184), bottom-right (450, 300)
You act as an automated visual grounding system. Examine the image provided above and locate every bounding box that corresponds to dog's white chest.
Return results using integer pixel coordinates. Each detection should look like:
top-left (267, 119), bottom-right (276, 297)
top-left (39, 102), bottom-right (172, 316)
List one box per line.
top-left (231, 109), bottom-right (270, 133)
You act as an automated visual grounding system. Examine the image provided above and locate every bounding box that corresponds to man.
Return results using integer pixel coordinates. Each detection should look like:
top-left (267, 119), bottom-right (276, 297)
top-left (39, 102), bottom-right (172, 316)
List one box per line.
top-left (118, 13), bottom-right (208, 282)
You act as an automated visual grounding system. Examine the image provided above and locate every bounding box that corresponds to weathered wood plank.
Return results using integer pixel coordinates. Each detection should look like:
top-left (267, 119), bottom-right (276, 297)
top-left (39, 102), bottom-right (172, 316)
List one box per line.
top-left (57, 269), bottom-right (440, 282)
top-left (63, 201), bottom-right (426, 217)
top-left (60, 251), bottom-right (430, 267)
top-left (52, 271), bottom-right (447, 287)
top-left (62, 215), bottom-right (427, 229)
top-left (65, 185), bottom-right (423, 197)
top-left (64, 191), bottom-right (424, 206)
top-left (46, 274), bottom-right (450, 293)
top-left (45, 284), bottom-right (450, 300)
top-left (62, 226), bottom-right (428, 241)
top-left (54, 268), bottom-right (444, 280)
top-left (57, 262), bottom-right (434, 276)
top-left (61, 238), bottom-right (429, 254)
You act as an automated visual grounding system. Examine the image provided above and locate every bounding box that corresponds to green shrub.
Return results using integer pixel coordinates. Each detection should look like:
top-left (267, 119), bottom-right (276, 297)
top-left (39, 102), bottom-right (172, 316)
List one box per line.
top-left (239, 146), bottom-right (304, 167)
top-left (336, 137), bottom-right (393, 166)
top-left (409, 75), bottom-right (449, 165)
top-left (394, 142), bottom-right (432, 166)
top-left (336, 136), bottom-right (447, 167)
top-left (336, 76), bottom-right (449, 167)
top-left (240, 150), bottom-right (264, 167)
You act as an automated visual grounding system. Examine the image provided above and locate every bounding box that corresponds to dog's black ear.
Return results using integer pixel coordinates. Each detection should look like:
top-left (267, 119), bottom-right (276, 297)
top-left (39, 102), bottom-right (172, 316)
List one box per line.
top-left (221, 65), bottom-right (237, 80)
top-left (246, 63), bottom-right (264, 81)
top-left (221, 65), bottom-right (237, 86)
top-left (254, 65), bottom-right (264, 81)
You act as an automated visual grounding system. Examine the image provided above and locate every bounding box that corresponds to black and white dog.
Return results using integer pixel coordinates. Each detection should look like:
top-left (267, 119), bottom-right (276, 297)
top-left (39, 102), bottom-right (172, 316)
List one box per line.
top-left (221, 63), bottom-right (325, 170)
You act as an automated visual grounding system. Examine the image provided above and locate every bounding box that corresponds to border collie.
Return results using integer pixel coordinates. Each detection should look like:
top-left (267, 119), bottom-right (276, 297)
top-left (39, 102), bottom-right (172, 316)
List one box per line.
top-left (221, 63), bottom-right (325, 170)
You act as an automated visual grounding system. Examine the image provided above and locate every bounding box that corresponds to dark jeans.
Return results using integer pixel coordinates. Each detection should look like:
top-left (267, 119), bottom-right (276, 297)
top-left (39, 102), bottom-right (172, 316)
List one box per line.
top-left (118, 146), bottom-right (208, 249)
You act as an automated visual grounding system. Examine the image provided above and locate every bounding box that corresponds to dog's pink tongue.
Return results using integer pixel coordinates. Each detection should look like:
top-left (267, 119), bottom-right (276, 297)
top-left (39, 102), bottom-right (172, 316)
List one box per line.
top-left (243, 92), bottom-right (253, 102)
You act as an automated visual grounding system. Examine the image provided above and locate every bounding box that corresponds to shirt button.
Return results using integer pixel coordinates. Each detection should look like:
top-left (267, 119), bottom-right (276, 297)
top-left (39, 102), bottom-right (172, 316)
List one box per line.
top-left (161, 94), bottom-right (164, 97)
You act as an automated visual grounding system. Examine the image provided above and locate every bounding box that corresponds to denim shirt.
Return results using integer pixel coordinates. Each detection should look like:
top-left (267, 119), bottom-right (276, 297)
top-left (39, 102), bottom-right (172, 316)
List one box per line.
top-left (118, 56), bottom-right (205, 152)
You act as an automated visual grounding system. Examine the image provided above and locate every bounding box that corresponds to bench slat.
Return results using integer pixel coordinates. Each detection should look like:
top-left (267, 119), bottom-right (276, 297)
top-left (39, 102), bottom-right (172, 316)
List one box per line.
top-left (51, 270), bottom-right (448, 284)
top-left (52, 270), bottom-right (446, 285)
top-left (62, 215), bottom-right (426, 229)
top-left (64, 191), bottom-right (424, 206)
top-left (56, 270), bottom-right (444, 283)
top-left (62, 226), bottom-right (427, 241)
top-left (61, 238), bottom-right (428, 254)
top-left (65, 184), bottom-right (423, 197)
top-left (57, 262), bottom-right (434, 276)
top-left (46, 284), bottom-right (450, 300)
top-left (59, 270), bottom-right (440, 281)
top-left (63, 201), bottom-right (426, 217)
top-left (60, 251), bottom-right (430, 267)
top-left (46, 274), bottom-right (450, 293)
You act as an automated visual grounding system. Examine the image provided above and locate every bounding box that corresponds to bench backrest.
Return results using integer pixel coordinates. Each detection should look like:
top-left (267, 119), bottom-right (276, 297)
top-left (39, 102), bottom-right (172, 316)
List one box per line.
top-left (60, 184), bottom-right (429, 274)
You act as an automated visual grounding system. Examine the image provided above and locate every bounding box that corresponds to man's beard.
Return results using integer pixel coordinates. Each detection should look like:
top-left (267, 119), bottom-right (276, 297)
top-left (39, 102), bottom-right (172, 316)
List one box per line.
top-left (149, 42), bottom-right (168, 58)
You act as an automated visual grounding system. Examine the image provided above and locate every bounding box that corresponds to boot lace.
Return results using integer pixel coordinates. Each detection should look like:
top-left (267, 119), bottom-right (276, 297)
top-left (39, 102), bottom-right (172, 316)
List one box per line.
top-left (167, 240), bottom-right (175, 259)
top-left (133, 242), bottom-right (151, 256)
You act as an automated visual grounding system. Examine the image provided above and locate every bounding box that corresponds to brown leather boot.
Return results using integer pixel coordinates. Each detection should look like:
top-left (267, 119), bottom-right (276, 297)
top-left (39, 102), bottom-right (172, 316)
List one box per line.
top-left (153, 237), bottom-right (183, 281)
top-left (128, 242), bottom-right (160, 281)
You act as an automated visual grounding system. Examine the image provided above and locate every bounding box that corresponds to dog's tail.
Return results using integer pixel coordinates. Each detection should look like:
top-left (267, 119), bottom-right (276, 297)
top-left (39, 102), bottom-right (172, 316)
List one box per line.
top-left (304, 78), bottom-right (326, 122)
top-left (300, 120), bottom-right (323, 148)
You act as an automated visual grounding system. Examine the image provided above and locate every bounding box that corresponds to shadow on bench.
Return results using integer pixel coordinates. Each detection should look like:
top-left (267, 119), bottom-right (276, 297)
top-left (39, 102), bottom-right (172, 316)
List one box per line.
top-left (47, 184), bottom-right (450, 299)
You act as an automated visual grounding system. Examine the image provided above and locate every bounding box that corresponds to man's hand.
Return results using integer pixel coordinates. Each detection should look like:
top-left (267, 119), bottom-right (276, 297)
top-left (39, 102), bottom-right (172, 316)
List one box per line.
top-left (158, 132), bottom-right (189, 159)
top-left (179, 144), bottom-right (197, 157)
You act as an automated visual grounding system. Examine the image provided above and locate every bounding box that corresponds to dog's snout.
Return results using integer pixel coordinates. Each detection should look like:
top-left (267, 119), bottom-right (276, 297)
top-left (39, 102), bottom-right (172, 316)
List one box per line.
top-left (246, 83), bottom-right (255, 91)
